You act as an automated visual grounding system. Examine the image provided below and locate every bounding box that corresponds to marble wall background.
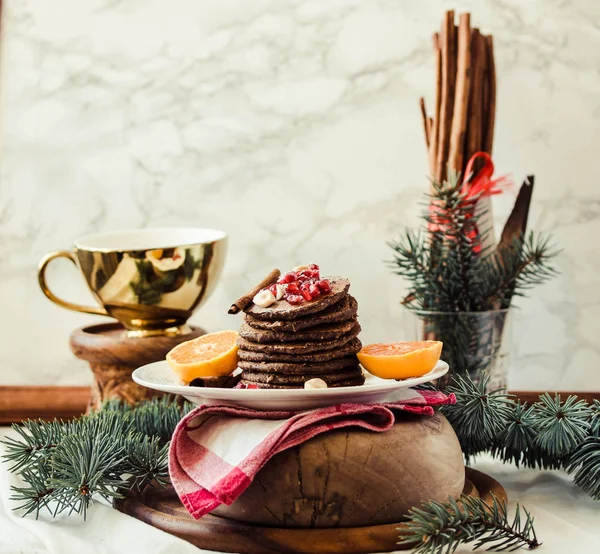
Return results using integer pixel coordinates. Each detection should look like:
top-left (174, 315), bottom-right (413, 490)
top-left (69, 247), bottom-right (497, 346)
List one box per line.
top-left (1, 0), bottom-right (599, 389)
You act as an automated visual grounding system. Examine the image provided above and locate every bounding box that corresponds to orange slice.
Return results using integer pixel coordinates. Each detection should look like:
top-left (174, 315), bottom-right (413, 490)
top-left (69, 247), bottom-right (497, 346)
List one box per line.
top-left (166, 330), bottom-right (239, 383)
top-left (357, 341), bottom-right (443, 380)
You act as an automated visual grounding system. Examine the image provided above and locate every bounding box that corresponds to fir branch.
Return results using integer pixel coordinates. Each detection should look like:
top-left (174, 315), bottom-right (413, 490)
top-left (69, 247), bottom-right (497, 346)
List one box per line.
top-left (589, 400), bottom-right (600, 437)
top-left (116, 433), bottom-right (170, 491)
top-left (388, 176), bottom-right (558, 313)
top-left (482, 233), bottom-right (559, 309)
top-left (103, 396), bottom-right (192, 442)
top-left (441, 374), bottom-right (514, 458)
top-left (2, 419), bottom-right (64, 472)
top-left (129, 397), bottom-right (192, 442)
top-left (9, 461), bottom-right (56, 518)
top-left (48, 429), bottom-right (128, 518)
top-left (1, 397), bottom-right (190, 519)
top-left (491, 402), bottom-right (563, 470)
top-left (491, 402), bottom-right (538, 468)
top-left (398, 495), bottom-right (540, 553)
top-left (532, 394), bottom-right (591, 458)
top-left (567, 437), bottom-right (600, 501)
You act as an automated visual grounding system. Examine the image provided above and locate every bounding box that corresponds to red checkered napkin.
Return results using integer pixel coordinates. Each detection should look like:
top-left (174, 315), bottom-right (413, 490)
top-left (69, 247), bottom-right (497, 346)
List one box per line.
top-left (168, 388), bottom-right (456, 519)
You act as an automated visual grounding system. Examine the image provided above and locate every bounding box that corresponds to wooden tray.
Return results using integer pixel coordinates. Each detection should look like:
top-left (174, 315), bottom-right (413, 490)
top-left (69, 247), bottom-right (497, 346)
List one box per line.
top-left (114, 467), bottom-right (506, 554)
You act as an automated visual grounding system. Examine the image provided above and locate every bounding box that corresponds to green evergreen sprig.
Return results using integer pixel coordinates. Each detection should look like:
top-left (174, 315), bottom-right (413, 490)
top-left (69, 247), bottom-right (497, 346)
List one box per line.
top-left (566, 400), bottom-right (600, 500)
top-left (532, 394), bottom-right (591, 457)
top-left (439, 375), bottom-right (600, 477)
top-left (441, 374), bottom-right (514, 459)
top-left (1, 398), bottom-right (191, 519)
top-left (398, 495), bottom-right (540, 553)
top-left (567, 437), bottom-right (600, 500)
top-left (388, 175), bottom-right (558, 312)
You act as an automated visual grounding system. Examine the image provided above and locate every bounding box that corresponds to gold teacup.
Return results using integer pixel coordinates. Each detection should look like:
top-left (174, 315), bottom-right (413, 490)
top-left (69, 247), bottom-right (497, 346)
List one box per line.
top-left (38, 227), bottom-right (227, 337)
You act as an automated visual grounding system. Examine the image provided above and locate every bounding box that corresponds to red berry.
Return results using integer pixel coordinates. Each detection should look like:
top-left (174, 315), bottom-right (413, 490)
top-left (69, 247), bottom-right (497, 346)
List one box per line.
top-left (286, 282), bottom-right (300, 294)
top-left (316, 279), bottom-right (331, 293)
top-left (286, 294), bottom-right (304, 305)
top-left (309, 283), bottom-right (321, 298)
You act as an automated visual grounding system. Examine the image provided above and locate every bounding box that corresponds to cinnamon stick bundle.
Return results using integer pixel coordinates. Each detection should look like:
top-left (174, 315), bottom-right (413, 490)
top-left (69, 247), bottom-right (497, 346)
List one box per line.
top-left (421, 11), bottom-right (497, 181)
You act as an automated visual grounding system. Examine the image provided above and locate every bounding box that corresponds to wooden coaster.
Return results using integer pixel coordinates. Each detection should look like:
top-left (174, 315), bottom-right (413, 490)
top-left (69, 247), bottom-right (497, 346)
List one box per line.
top-left (114, 468), bottom-right (506, 554)
top-left (70, 322), bottom-right (206, 410)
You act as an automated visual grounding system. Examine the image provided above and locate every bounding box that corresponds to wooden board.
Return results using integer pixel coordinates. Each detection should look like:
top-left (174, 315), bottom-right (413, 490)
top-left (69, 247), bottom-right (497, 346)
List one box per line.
top-left (0, 386), bottom-right (91, 424)
top-left (114, 468), bottom-right (505, 554)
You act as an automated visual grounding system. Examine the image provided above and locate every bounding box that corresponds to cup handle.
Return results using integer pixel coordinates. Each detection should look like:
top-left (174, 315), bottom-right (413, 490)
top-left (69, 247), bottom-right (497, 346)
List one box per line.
top-left (37, 250), bottom-right (109, 316)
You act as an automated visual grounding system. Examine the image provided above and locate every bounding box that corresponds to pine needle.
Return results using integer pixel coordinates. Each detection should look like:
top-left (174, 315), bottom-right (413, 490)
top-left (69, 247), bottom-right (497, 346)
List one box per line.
top-left (1, 397), bottom-right (190, 519)
top-left (398, 495), bottom-right (541, 553)
top-left (532, 394), bottom-right (591, 457)
top-left (388, 178), bottom-right (559, 313)
top-left (442, 374), bottom-right (513, 458)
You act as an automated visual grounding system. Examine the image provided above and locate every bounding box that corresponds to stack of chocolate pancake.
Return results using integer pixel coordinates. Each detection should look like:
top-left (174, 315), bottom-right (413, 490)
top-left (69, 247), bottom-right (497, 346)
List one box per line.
top-left (238, 277), bottom-right (364, 388)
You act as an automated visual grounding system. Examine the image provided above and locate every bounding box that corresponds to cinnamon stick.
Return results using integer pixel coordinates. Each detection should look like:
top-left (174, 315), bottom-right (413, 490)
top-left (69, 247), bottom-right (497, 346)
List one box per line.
top-left (481, 33), bottom-right (490, 156)
top-left (483, 35), bottom-right (496, 155)
top-left (436, 10), bottom-right (457, 183)
top-left (429, 32), bottom-right (442, 182)
top-left (448, 13), bottom-right (471, 175)
top-left (465, 29), bottom-right (485, 171)
top-left (228, 269), bottom-right (280, 314)
top-left (419, 97), bottom-right (430, 148)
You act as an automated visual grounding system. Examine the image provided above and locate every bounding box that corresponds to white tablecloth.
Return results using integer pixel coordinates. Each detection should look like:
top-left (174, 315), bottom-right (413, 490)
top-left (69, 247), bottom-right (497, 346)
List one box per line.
top-left (0, 427), bottom-right (598, 554)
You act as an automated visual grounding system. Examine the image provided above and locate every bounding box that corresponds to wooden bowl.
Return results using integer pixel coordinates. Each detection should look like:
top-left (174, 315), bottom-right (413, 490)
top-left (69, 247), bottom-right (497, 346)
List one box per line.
top-left (212, 411), bottom-right (464, 527)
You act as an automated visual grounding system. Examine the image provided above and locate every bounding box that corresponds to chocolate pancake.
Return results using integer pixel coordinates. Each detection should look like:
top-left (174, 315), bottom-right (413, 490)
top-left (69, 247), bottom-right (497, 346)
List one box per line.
top-left (241, 366), bottom-right (364, 386)
top-left (237, 337), bottom-right (363, 363)
top-left (239, 320), bottom-right (361, 344)
top-left (237, 356), bottom-right (359, 375)
top-left (244, 296), bottom-right (358, 332)
top-left (244, 277), bottom-right (350, 321)
top-left (241, 373), bottom-right (365, 389)
top-left (236, 332), bottom-right (357, 355)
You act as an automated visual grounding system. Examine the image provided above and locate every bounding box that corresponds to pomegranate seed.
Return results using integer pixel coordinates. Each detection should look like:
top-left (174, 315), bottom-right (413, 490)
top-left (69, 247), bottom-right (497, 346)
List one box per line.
top-left (286, 294), bottom-right (304, 305)
top-left (309, 283), bottom-right (321, 297)
top-left (279, 272), bottom-right (297, 284)
top-left (246, 384), bottom-right (259, 389)
top-left (316, 280), bottom-right (331, 293)
top-left (286, 283), bottom-right (300, 294)
top-left (308, 263), bottom-right (319, 271)
top-left (300, 269), bottom-right (320, 280)
top-left (267, 284), bottom-right (278, 296)
top-left (301, 288), bottom-right (313, 301)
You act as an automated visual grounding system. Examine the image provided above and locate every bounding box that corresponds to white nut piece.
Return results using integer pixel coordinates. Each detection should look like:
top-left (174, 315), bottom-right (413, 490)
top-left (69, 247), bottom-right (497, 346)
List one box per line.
top-left (304, 378), bottom-right (327, 389)
top-left (253, 289), bottom-right (276, 308)
top-left (293, 265), bottom-right (310, 271)
top-left (275, 284), bottom-right (286, 300)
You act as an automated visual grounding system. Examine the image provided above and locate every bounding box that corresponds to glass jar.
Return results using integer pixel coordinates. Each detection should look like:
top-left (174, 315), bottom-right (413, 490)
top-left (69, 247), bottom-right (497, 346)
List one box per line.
top-left (403, 308), bottom-right (511, 390)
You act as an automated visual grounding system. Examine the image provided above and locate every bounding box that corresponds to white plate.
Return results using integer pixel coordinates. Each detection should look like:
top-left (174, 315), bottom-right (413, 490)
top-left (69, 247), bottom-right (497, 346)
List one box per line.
top-left (132, 360), bottom-right (449, 411)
